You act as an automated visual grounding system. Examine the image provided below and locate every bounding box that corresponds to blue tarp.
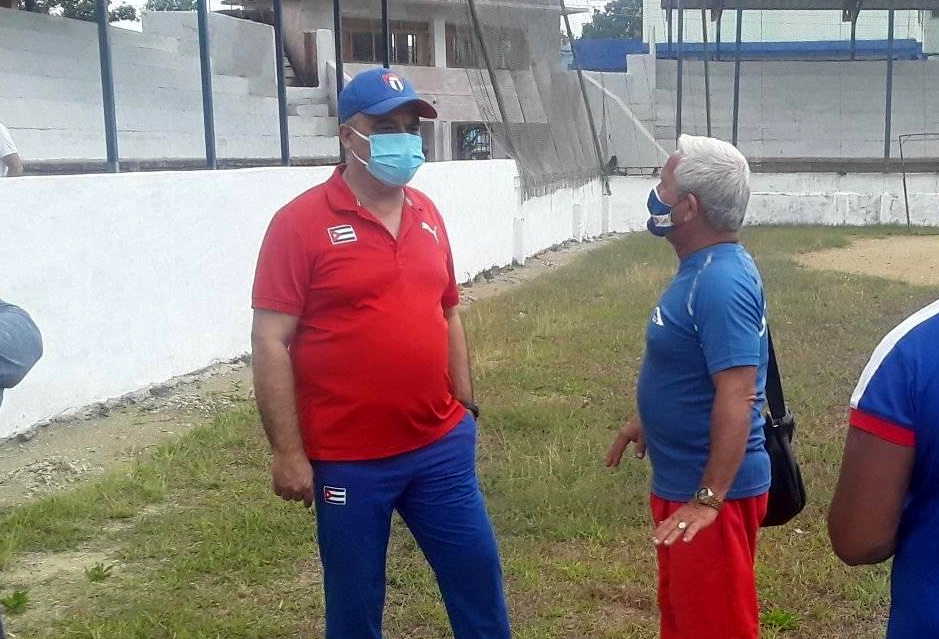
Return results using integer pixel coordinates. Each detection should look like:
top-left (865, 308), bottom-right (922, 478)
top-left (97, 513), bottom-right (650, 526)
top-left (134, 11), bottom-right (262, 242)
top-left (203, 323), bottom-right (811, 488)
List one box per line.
top-left (569, 37), bottom-right (925, 71)
top-left (570, 39), bottom-right (649, 71)
top-left (656, 38), bottom-right (925, 60)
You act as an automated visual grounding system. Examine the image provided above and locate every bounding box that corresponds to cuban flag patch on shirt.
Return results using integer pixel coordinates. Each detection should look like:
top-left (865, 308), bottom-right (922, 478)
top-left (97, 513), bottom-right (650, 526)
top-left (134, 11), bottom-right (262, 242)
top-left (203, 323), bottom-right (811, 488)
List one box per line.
top-left (323, 485), bottom-right (347, 505)
top-left (327, 224), bottom-right (357, 245)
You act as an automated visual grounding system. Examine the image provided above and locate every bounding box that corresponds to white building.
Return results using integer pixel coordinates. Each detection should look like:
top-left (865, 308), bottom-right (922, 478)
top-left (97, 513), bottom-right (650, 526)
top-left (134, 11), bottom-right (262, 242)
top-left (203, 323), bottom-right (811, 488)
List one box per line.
top-left (641, 0), bottom-right (939, 52)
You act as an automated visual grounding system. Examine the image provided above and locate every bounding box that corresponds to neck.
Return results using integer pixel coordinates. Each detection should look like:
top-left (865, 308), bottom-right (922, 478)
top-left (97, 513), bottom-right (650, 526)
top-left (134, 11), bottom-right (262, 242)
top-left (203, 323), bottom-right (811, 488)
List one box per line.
top-left (672, 231), bottom-right (739, 260)
top-left (342, 161), bottom-right (404, 211)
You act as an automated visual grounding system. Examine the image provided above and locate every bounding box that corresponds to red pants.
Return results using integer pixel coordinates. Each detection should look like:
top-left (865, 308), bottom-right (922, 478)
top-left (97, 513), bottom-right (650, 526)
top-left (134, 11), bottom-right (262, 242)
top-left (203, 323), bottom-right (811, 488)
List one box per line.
top-left (651, 493), bottom-right (769, 639)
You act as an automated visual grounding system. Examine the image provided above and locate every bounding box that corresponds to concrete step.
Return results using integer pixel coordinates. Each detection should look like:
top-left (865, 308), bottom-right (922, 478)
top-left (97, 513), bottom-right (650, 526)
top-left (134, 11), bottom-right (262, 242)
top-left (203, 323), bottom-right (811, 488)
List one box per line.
top-left (0, 24), bottom-right (181, 61)
top-left (2, 73), bottom-right (286, 118)
top-left (13, 127), bottom-right (340, 161)
top-left (287, 86), bottom-right (331, 105)
top-left (0, 46), bottom-right (254, 96)
top-left (0, 96), bottom-right (335, 136)
top-left (0, 9), bottom-right (181, 54)
top-left (0, 39), bottom-right (192, 74)
top-left (288, 103), bottom-right (330, 118)
top-left (287, 115), bottom-right (338, 136)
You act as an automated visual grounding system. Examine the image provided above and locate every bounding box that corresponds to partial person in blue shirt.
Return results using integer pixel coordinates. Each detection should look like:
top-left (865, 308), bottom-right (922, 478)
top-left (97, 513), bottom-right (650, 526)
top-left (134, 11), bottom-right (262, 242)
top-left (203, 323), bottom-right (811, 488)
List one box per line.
top-left (829, 299), bottom-right (939, 639)
top-left (606, 135), bottom-right (770, 639)
top-left (0, 300), bottom-right (41, 639)
top-left (0, 300), bottom-right (42, 408)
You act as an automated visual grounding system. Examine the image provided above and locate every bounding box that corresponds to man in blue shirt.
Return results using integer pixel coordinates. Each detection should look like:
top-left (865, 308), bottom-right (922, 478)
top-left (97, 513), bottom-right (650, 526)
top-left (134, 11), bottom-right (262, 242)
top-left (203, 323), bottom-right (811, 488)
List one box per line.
top-left (829, 299), bottom-right (939, 638)
top-left (606, 135), bottom-right (771, 639)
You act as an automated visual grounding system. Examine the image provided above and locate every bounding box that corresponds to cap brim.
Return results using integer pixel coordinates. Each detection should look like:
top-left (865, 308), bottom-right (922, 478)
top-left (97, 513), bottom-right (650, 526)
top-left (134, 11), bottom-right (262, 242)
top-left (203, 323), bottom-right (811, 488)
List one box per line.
top-left (361, 96), bottom-right (438, 120)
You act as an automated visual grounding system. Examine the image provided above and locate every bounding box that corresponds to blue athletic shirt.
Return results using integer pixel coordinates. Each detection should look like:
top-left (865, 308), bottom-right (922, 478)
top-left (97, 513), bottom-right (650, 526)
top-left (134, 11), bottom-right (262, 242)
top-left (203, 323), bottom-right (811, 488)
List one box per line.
top-left (849, 299), bottom-right (939, 639)
top-left (637, 242), bottom-right (771, 502)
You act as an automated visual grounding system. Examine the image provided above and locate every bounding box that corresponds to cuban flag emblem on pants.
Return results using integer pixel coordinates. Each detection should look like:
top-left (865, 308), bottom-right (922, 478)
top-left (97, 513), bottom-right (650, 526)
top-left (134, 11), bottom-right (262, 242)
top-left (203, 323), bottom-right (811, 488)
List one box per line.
top-left (324, 485), bottom-right (347, 505)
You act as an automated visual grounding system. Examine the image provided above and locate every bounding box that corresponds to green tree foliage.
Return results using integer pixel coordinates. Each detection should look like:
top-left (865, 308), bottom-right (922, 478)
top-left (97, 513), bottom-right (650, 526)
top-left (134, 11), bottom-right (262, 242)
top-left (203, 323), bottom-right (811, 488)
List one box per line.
top-left (580, 0), bottom-right (642, 40)
top-left (19, 0), bottom-right (138, 22)
top-left (144, 0), bottom-right (197, 11)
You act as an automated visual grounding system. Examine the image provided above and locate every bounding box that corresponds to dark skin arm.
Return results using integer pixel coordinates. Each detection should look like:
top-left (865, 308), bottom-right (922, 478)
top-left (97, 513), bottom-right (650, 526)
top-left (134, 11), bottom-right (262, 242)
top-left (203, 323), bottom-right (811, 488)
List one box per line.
top-left (445, 305), bottom-right (474, 406)
top-left (653, 365), bottom-right (757, 546)
top-left (829, 428), bottom-right (914, 565)
top-left (251, 309), bottom-right (314, 507)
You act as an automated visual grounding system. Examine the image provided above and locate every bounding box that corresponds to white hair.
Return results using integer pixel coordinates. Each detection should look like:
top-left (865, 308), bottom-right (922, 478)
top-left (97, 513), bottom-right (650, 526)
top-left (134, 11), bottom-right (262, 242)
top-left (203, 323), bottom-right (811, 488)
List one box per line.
top-left (673, 134), bottom-right (751, 232)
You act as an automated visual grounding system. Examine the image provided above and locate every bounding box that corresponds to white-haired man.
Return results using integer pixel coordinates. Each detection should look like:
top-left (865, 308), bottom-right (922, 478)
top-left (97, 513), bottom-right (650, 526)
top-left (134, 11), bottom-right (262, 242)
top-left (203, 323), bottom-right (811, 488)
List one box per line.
top-left (606, 135), bottom-right (770, 639)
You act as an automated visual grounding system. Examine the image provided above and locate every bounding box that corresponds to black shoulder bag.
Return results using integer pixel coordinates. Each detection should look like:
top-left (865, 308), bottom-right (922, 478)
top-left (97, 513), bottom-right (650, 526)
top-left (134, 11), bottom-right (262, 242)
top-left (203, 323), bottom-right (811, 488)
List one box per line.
top-left (761, 328), bottom-right (807, 527)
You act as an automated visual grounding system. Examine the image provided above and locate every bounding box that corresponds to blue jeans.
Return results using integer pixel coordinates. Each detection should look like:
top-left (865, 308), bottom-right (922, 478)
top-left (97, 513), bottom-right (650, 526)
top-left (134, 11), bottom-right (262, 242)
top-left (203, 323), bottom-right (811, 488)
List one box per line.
top-left (0, 301), bottom-right (43, 407)
top-left (312, 414), bottom-right (511, 639)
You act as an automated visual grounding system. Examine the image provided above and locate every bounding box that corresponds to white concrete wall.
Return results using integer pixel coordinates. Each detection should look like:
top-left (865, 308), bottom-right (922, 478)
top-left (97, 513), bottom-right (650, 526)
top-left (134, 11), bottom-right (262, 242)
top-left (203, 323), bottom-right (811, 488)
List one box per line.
top-left (584, 70), bottom-right (669, 169)
top-left (642, 3), bottom-right (928, 44)
top-left (653, 58), bottom-right (939, 158)
top-left (3, 164), bottom-right (937, 439)
top-left (0, 8), bottom-right (338, 163)
top-left (0, 161), bottom-right (605, 439)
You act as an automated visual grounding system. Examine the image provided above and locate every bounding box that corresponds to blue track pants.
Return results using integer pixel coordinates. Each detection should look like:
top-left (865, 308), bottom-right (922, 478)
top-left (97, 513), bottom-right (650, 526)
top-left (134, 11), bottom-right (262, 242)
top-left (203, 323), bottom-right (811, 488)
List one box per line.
top-left (312, 414), bottom-right (511, 639)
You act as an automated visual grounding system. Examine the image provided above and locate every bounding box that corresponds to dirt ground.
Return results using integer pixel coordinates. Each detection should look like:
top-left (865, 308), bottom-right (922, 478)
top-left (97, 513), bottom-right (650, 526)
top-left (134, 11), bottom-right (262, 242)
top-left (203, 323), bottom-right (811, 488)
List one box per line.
top-left (795, 235), bottom-right (939, 287)
top-left (0, 237), bottom-right (617, 511)
top-left (4, 233), bottom-right (935, 512)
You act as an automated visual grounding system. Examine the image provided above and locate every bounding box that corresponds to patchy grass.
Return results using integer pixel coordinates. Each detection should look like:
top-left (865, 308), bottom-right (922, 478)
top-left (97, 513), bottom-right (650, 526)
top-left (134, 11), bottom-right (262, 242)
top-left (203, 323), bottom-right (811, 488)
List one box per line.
top-left (1, 226), bottom-right (936, 638)
top-left (1, 589), bottom-right (29, 615)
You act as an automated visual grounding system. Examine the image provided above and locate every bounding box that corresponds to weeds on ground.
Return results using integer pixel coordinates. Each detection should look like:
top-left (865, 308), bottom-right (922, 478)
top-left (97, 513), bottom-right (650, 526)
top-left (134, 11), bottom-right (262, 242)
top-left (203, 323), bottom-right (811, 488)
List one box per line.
top-left (0, 226), bottom-right (934, 638)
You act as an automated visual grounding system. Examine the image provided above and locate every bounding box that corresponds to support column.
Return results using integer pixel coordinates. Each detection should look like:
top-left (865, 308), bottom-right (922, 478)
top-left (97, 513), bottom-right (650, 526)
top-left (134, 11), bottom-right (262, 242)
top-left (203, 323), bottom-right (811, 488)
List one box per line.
top-left (732, 8), bottom-right (743, 147)
top-left (273, 0), bottom-right (290, 166)
top-left (884, 5), bottom-right (895, 160)
top-left (435, 121), bottom-right (452, 161)
top-left (675, 0), bottom-right (684, 142)
top-left (196, 0), bottom-right (217, 169)
top-left (433, 15), bottom-right (447, 68)
top-left (381, 0), bottom-right (391, 67)
top-left (95, 0), bottom-right (119, 173)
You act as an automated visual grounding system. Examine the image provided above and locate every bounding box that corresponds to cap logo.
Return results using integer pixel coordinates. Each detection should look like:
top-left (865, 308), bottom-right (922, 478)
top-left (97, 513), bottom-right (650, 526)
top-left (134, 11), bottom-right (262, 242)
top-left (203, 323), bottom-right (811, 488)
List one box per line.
top-left (384, 73), bottom-right (405, 92)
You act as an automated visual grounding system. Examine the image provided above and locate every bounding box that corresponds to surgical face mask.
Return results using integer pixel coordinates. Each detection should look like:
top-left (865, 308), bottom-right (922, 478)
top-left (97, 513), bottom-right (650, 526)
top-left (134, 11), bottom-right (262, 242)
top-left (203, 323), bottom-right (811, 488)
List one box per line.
top-left (646, 186), bottom-right (676, 237)
top-left (347, 127), bottom-right (425, 186)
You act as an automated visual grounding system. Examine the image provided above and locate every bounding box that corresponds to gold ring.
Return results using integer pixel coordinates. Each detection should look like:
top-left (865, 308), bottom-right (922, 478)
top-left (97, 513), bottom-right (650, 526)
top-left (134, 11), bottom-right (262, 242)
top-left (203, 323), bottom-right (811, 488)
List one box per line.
top-left (677, 521), bottom-right (688, 530)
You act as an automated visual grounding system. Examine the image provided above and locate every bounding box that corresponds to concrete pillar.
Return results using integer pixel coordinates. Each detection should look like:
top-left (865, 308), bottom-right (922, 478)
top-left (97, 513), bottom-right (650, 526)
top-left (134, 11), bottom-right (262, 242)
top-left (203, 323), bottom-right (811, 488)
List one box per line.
top-left (433, 15), bottom-right (447, 68)
top-left (435, 120), bottom-right (452, 160)
top-left (924, 11), bottom-right (939, 55)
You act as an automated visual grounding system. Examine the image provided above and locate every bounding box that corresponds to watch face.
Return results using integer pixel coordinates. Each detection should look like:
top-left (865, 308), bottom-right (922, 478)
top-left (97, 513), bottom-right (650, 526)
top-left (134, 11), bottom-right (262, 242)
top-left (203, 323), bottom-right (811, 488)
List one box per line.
top-left (696, 488), bottom-right (713, 500)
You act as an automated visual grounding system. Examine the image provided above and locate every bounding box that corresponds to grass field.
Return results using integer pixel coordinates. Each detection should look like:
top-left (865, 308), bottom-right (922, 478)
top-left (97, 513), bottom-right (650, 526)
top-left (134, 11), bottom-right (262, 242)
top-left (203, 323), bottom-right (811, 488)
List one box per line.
top-left (2, 226), bottom-right (937, 638)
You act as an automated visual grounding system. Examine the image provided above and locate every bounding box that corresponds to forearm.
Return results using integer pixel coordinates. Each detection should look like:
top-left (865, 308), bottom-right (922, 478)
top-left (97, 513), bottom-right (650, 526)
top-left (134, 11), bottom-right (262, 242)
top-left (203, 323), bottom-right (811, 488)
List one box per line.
top-left (699, 390), bottom-right (753, 498)
top-left (446, 308), bottom-right (473, 405)
top-left (4, 155), bottom-right (23, 177)
top-left (252, 339), bottom-right (305, 455)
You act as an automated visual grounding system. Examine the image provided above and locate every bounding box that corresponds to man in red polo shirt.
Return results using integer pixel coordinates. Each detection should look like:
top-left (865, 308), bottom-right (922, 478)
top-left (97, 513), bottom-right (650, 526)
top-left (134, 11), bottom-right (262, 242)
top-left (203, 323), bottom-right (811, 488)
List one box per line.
top-left (251, 68), bottom-right (511, 639)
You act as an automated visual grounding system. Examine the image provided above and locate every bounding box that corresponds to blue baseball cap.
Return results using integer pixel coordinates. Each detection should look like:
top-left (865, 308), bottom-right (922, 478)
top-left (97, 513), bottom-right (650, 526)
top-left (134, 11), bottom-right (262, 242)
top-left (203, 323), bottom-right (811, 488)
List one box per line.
top-left (338, 68), bottom-right (437, 123)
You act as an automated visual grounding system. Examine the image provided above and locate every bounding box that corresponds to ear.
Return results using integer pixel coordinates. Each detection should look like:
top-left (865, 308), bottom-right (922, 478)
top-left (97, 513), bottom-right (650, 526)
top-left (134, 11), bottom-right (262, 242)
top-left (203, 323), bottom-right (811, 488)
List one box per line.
top-left (338, 123), bottom-right (355, 148)
top-left (683, 192), bottom-right (702, 223)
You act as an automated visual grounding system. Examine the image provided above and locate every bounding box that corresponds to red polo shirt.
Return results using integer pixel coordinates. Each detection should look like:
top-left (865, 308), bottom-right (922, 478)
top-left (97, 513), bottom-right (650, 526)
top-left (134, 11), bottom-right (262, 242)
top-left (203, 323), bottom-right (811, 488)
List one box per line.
top-left (252, 167), bottom-right (465, 461)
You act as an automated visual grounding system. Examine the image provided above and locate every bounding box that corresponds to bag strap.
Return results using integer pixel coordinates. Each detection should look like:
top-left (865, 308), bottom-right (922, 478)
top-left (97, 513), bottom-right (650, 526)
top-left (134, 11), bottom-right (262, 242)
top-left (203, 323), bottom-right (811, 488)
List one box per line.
top-left (765, 327), bottom-right (788, 422)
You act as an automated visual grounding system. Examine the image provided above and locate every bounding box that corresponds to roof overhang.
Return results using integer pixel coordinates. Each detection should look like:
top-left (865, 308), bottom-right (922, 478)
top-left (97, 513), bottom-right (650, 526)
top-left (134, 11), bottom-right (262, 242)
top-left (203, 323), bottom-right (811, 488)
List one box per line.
top-left (661, 0), bottom-right (939, 9)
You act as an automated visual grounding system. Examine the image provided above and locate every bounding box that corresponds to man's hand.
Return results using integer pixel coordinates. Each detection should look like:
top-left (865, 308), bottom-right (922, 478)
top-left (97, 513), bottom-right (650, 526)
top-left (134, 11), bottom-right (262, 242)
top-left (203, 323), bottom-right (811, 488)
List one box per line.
top-left (653, 502), bottom-right (719, 546)
top-left (605, 418), bottom-right (646, 467)
top-left (271, 449), bottom-right (315, 507)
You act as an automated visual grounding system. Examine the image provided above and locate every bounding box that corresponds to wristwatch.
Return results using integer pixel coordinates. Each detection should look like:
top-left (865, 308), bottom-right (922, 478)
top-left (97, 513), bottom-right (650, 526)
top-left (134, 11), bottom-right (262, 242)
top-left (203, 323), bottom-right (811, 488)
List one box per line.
top-left (694, 487), bottom-right (723, 511)
top-left (462, 401), bottom-right (480, 419)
